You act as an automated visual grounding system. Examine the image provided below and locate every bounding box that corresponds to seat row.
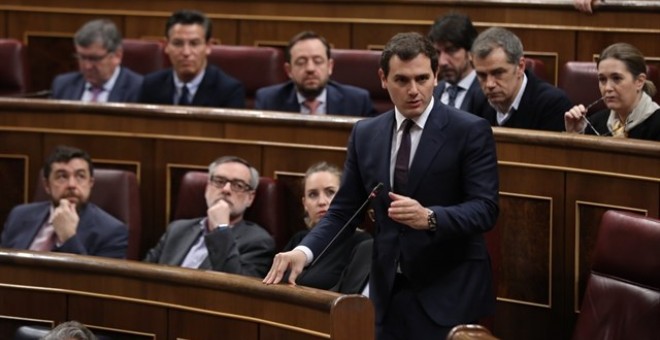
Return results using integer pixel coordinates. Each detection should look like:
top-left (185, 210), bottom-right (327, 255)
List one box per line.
top-left (5, 38), bottom-right (658, 112)
top-left (32, 168), bottom-right (297, 261)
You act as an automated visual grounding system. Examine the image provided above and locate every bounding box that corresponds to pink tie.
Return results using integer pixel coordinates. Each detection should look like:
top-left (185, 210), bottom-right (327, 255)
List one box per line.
top-left (304, 99), bottom-right (321, 115)
top-left (90, 87), bottom-right (103, 102)
top-left (29, 222), bottom-right (56, 251)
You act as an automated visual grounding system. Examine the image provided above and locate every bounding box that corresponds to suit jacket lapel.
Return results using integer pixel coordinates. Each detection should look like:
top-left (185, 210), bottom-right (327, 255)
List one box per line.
top-left (407, 101), bottom-right (448, 196)
top-left (18, 203), bottom-right (50, 249)
top-left (326, 83), bottom-right (345, 114)
top-left (284, 84), bottom-right (301, 112)
top-left (192, 67), bottom-right (215, 106)
top-left (171, 222), bottom-right (204, 266)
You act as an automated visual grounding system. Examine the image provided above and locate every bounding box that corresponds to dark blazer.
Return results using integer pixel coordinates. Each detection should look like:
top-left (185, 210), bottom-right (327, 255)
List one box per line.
top-left (51, 66), bottom-right (143, 103)
top-left (480, 70), bottom-right (572, 131)
top-left (1, 201), bottom-right (128, 258)
top-left (331, 238), bottom-right (373, 294)
top-left (139, 64), bottom-right (245, 108)
top-left (586, 108), bottom-right (660, 141)
top-left (300, 99), bottom-right (499, 326)
top-left (254, 80), bottom-right (377, 117)
top-left (143, 218), bottom-right (275, 278)
top-left (433, 77), bottom-right (488, 117)
top-left (283, 229), bottom-right (372, 292)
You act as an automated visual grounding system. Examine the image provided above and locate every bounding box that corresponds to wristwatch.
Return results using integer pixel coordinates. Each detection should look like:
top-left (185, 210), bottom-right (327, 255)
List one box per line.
top-left (427, 209), bottom-right (437, 231)
top-left (216, 223), bottom-right (230, 229)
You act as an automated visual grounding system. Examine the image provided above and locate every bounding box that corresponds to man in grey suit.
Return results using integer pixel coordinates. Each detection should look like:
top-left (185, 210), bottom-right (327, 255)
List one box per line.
top-left (51, 19), bottom-right (142, 103)
top-left (144, 156), bottom-right (275, 278)
top-left (428, 13), bottom-right (488, 116)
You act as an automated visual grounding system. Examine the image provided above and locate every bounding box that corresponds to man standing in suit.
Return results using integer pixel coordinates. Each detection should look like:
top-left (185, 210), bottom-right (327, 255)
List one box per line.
top-left (255, 31), bottom-right (377, 117)
top-left (472, 27), bottom-right (572, 131)
top-left (138, 10), bottom-right (245, 108)
top-left (1, 145), bottom-right (128, 258)
top-left (144, 156), bottom-right (275, 278)
top-left (428, 13), bottom-right (488, 116)
top-left (51, 19), bottom-right (142, 103)
top-left (264, 32), bottom-right (499, 339)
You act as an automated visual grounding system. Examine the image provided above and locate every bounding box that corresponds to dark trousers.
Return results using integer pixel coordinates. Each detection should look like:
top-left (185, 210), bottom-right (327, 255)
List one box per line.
top-left (376, 274), bottom-right (453, 340)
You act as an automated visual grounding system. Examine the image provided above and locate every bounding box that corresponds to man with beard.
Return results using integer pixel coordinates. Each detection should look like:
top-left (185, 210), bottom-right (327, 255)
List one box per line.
top-left (428, 13), bottom-right (489, 116)
top-left (1, 145), bottom-right (128, 258)
top-left (144, 156), bottom-right (275, 278)
top-left (255, 31), bottom-right (377, 117)
top-left (139, 10), bottom-right (245, 108)
top-left (51, 19), bottom-right (142, 103)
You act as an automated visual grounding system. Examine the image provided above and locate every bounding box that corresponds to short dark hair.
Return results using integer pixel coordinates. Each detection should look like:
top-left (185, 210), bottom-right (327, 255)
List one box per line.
top-left (42, 145), bottom-right (94, 179)
top-left (74, 19), bottom-right (123, 53)
top-left (427, 13), bottom-right (478, 51)
top-left (285, 31), bottom-right (331, 63)
top-left (166, 9), bottom-right (212, 41)
top-left (208, 156), bottom-right (259, 190)
top-left (379, 32), bottom-right (438, 77)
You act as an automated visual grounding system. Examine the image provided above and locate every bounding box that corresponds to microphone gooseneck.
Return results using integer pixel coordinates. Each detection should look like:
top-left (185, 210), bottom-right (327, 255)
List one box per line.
top-left (305, 182), bottom-right (383, 271)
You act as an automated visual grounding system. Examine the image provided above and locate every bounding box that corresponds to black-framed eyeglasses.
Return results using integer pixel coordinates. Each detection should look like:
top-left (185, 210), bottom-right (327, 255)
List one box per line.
top-left (209, 175), bottom-right (252, 192)
top-left (73, 51), bottom-right (112, 63)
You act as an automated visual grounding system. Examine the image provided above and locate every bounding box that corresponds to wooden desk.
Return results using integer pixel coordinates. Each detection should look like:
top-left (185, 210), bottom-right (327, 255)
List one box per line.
top-left (0, 249), bottom-right (373, 339)
top-left (0, 98), bottom-right (658, 340)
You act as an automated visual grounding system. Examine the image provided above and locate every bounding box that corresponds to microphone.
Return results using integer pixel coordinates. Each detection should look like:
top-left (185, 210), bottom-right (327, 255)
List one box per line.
top-left (304, 182), bottom-right (383, 270)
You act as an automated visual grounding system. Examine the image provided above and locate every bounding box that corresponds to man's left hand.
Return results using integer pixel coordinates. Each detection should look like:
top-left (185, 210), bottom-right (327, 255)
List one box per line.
top-left (388, 192), bottom-right (430, 230)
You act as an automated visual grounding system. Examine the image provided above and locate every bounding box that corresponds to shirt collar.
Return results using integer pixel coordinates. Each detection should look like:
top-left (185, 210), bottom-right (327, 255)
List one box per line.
top-left (86, 66), bottom-right (120, 92)
top-left (395, 97), bottom-right (434, 131)
top-left (455, 69), bottom-right (476, 91)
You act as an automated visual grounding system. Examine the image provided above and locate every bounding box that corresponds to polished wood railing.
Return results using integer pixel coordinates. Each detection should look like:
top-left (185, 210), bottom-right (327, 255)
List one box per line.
top-left (0, 249), bottom-right (373, 339)
top-left (0, 97), bottom-right (658, 339)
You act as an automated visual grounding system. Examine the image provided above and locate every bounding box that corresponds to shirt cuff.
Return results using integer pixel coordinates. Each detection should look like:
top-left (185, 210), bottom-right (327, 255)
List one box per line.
top-left (293, 245), bottom-right (313, 266)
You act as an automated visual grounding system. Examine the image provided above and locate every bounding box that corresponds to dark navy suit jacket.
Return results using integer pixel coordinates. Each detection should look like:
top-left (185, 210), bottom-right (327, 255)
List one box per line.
top-left (480, 70), bottom-right (572, 131)
top-left (254, 80), bottom-right (377, 117)
top-left (139, 65), bottom-right (245, 108)
top-left (51, 66), bottom-right (143, 103)
top-left (299, 99), bottom-right (499, 328)
top-left (1, 201), bottom-right (128, 259)
top-left (433, 77), bottom-right (488, 117)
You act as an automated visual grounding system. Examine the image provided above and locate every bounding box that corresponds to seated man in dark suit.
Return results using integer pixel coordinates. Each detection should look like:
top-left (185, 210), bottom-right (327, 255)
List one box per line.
top-left (428, 13), bottom-right (488, 116)
top-left (51, 19), bottom-right (142, 103)
top-left (255, 31), bottom-right (377, 117)
top-left (1, 145), bottom-right (128, 258)
top-left (138, 10), bottom-right (245, 108)
top-left (144, 156), bottom-right (275, 278)
top-left (472, 27), bottom-right (573, 131)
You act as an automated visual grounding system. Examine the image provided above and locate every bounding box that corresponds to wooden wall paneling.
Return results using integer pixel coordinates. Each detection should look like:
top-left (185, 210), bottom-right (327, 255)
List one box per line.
top-left (352, 23), bottom-right (428, 50)
top-left (508, 28), bottom-right (576, 78)
top-left (238, 20), bottom-right (352, 48)
top-left (168, 309), bottom-right (259, 339)
top-left (123, 15), bottom-right (169, 41)
top-left (575, 30), bottom-right (660, 62)
top-left (68, 296), bottom-right (163, 339)
top-left (274, 171), bottom-right (308, 237)
top-left (259, 324), bottom-right (325, 340)
top-left (564, 173), bottom-right (659, 333)
top-left (0, 11), bottom-right (6, 37)
top-left (223, 120), bottom-right (354, 147)
top-left (0, 155), bottom-right (28, 232)
top-left (0, 287), bottom-right (65, 338)
top-left (524, 51), bottom-right (559, 86)
top-left (494, 165), bottom-right (565, 340)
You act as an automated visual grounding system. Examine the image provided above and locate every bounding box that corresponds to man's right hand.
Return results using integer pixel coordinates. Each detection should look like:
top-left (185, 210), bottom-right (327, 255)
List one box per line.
top-left (263, 249), bottom-right (307, 285)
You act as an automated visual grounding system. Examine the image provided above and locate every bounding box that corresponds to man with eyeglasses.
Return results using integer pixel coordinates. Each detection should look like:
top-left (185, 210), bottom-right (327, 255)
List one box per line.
top-left (138, 9), bottom-right (245, 108)
top-left (51, 19), bottom-right (143, 103)
top-left (144, 156), bottom-right (275, 278)
top-left (255, 31), bottom-right (377, 116)
top-left (1, 145), bottom-right (128, 258)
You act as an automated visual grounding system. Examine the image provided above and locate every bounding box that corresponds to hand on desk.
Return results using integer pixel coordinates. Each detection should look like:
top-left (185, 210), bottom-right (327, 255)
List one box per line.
top-left (263, 249), bottom-right (307, 285)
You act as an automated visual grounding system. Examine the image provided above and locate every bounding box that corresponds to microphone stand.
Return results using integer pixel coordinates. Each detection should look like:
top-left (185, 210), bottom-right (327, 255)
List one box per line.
top-left (299, 183), bottom-right (384, 280)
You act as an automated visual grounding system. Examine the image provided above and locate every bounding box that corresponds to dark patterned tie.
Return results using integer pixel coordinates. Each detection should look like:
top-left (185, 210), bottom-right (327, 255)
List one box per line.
top-left (178, 85), bottom-right (190, 105)
top-left (447, 85), bottom-right (461, 108)
top-left (393, 119), bottom-right (414, 194)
